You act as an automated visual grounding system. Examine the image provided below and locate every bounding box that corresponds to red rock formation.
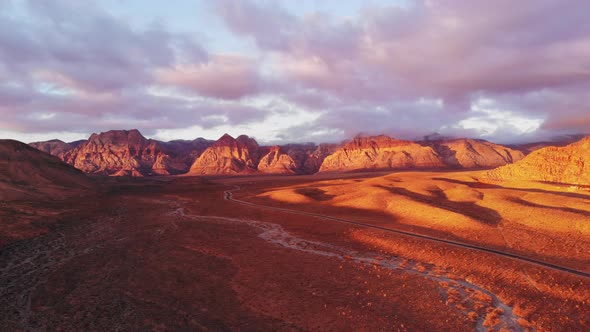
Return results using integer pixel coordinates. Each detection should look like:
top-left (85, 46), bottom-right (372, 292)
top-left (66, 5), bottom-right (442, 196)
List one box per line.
top-left (423, 139), bottom-right (524, 168)
top-left (488, 136), bottom-right (590, 185)
top-left (189, 134), bottom-right (260, 175)
top-left (0, 139), bottom-right (91, 201)
top-left (258, 145), bottom-right (298, 174)
top-left (62, 130), bottom-right (211, 176)
top-left (152, 138), bottom-right (213, 175)
top-left (302, 143), bottom-right (339, 174)
top-left (319, 135), bottom-right (444, 172)
top-left (28, 131), bottom-right (527, 176)
top-left (256, 143), bottom-right (335, 175)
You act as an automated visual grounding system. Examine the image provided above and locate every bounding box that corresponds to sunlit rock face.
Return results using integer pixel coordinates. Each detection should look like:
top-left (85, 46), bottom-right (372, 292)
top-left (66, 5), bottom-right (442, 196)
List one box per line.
top-left (489, 136), bottom-right (590, 185)
top-left (319, 135), bottom-right (525, 172)
top-left (422, 139), bottom-right (525, 168)
top-left (257, 143), bottom-right (338, 175)
top-left (258, 145), bottom-right (298, 174)
top-left (302, 143), bottom-right (340, 174)
top-left (189, 134), bottom-right (261, 175)
top-left (61, 129), bottom-right (211, 176)
top-left (319, 135), bottom-right (445, 172)
top-left (29, 131), bottom-right (525, 176)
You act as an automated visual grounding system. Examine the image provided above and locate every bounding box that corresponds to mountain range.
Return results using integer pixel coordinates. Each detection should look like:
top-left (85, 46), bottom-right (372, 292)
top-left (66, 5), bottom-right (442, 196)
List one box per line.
top-left (28, 129), bottom-right (531, 176)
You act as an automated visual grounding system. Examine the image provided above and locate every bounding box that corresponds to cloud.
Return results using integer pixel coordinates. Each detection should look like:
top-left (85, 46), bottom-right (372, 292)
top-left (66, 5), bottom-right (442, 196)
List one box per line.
top-left (2, 0), bottom-right (590, 144)
top-left (157, 54), bottom-right (262, 99)
top-left (215, 0), bottom-right (590, 142)
top-left (0, 0), bottom-right (275, 141)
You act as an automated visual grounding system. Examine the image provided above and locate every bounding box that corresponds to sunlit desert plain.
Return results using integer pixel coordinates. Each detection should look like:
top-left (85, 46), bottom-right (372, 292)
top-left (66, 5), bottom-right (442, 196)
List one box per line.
top-left (2, 161), bottom-right (589, 331)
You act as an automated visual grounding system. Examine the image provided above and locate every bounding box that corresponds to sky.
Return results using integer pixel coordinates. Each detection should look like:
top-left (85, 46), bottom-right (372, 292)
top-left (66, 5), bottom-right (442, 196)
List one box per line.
top-left (0, 0), bottom-right (589, 144)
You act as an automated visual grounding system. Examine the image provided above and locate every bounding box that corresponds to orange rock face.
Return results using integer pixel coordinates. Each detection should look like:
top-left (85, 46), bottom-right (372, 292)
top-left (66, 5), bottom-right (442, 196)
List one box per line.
top-left (488, 136), bottom-right (590, 185)
top-left (302, 143), bottom-right (339, 174)
top-left (319, 136), bottom-right (524, 172)
top-left (189, 134), bottom-right (260, 175)
top-left (258, 145), bottom-right (298, 174)
top-left (62, 129), bottom-right (211, 176)
top-left (257, 143), bottom-right (337, 174)
top-left (29, 131), bottom-right (527, 176)
top-left (319, 135), bottom-right (445, 172)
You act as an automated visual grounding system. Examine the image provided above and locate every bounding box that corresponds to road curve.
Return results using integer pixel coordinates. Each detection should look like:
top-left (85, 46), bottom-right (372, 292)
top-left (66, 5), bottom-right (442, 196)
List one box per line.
top-left (224, 186), bottom-right (590, 279)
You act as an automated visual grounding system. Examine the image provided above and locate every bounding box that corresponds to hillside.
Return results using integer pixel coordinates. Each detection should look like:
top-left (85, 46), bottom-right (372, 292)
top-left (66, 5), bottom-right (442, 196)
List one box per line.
top-left (489, 136), bottom-right (590, 185)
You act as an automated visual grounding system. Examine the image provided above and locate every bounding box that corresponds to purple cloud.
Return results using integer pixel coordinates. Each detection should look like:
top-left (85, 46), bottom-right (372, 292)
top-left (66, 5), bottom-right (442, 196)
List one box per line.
top-left (1, 0), bottom-right (590, 144)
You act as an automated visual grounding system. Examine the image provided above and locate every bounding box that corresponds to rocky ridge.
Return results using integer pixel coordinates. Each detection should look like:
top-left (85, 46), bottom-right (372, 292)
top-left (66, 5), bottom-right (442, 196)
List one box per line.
top-left (319, 135), bottom-right (445, 172)
top-left (422, 139), bottom-right (524, 168)
top-left (189, 134), bottom-right (260, 175)
top-left (29, 131), bottom-right (529, 176)
top-left (60, 130), bottom-right (211, 176)
top-left (488, 136), bottom-right (590, 185)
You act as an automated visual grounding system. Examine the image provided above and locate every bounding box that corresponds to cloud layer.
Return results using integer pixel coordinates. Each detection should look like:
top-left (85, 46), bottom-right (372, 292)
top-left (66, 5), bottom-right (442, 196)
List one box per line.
top-left (1, 0), bottom-right (589, 143)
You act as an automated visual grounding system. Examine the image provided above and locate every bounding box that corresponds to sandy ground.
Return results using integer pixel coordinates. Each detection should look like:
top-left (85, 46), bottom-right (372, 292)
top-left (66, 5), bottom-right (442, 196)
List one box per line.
top-left (1, 171), bottom-right (589, 331)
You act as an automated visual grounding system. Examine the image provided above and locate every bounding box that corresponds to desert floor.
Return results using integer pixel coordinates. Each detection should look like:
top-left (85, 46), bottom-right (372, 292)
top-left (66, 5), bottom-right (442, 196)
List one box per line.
top-left (1, 170), bottom-right (589, 331)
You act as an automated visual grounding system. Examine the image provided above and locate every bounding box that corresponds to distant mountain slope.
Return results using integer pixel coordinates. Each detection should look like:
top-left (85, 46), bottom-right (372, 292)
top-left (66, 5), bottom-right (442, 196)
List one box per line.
top-left (28, 131), bottom-right (531, 176)
top-left (319, 135), bottom-right (445, 172)
top-left (0, 139), bottom-right (91, 201)
top-left (29, 139), bottom-right (76, 158)
top-left (509, 135), bottom-right (588, 154)
top-left (488, 136), bottom-right (590, 185)
top-left (422, 139), bottom-right (524, 168)
top-left (319, 136), bottom-right (524, 172)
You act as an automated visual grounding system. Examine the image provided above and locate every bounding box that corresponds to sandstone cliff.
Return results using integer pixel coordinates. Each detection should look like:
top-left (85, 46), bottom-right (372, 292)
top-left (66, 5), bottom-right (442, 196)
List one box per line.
top-left (258, 145), bottom-right (298, 174)
top-left (62, 130), bottom-right (211, 176)
top-left (256, 143), bottom-right (337, 174)
top-left (189, 134), bottom-right (260, 175)
top-left (488, 136), bottom-right (590, 185)
top-left (302, 143), bottom-right (339, 174)
top-left (319, 135), bottom-right (444, 172)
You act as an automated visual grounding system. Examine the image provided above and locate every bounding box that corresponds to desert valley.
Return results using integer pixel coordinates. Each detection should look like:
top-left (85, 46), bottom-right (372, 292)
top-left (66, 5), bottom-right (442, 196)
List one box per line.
top-left (2, 1), bottom-right (590, 331)
top-left (1, 131), bottom-right (589, 331)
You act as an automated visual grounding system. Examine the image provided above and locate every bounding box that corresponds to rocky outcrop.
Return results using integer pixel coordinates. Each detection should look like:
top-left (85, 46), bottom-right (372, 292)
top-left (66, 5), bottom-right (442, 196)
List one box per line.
top-left (256, 143), bottom-right (338, 175)
top-left (62, 129), bottom-right (157, 176)
top-left (29, 139), bottom-right (77, 158)
top-left (61, 129), bottom-right (211, 176)
top-left (0, 139), bottom-right (91, 200)
top-left (319, 135), bottom-right (444, 172)
top-left (423, 139), bottom-right (525, 168)
top-left (258, 146), bottom-right (298, 174)
top-left (488, 136), bottom-right (590, 185)
top-left (302, 143), bottom-right (339, 174)
top-left (189, 134), bottom-right (260, 175)
top-left (152, 138), bottom-right (213, 175)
